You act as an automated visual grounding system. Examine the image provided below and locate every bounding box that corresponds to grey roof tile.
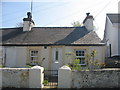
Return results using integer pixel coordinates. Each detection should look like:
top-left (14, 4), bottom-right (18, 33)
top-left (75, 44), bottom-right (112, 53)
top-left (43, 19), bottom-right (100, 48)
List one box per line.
top-left (1, 27), bottom-right (104, 45)
top-left (107, 14), bottom-right (120, 23)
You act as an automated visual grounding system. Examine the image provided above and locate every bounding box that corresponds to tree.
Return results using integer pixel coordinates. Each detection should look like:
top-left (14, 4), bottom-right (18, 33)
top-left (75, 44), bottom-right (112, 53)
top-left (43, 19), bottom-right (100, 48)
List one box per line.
top-left (71, 21), bottom-right (81, 27)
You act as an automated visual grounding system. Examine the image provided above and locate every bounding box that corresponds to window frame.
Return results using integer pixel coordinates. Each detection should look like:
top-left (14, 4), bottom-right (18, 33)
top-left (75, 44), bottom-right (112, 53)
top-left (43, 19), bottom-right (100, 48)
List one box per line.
top-left (30, 50), bottom-right (39, 64)
top-left (75, 50), bottom-right (86, 65)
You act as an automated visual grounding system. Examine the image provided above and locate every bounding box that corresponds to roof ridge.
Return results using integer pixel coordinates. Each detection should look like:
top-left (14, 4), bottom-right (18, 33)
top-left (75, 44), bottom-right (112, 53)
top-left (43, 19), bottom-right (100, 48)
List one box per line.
top-left (0, 26), bottom-right (86, 30)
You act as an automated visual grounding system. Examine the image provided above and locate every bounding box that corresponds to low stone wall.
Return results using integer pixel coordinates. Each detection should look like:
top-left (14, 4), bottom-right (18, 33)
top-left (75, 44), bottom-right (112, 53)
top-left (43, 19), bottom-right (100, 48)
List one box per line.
top-left (0, 66), bottom-right (44, 88)
top-left (58, 65), bottom-right (120, 88)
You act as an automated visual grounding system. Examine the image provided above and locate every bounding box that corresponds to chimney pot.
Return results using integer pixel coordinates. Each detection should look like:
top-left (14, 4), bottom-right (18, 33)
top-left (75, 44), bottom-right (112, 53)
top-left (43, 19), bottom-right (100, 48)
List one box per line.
top-left (86, 13), bottom-right (90, 16)
top-left (27, 12), bottom-right (32, 18)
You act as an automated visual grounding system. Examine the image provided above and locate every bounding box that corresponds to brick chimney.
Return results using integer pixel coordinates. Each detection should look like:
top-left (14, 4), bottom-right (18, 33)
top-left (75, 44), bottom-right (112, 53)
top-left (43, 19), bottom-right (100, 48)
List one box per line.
top-left (83, 13), bottom-right (94, 31)
top-left (23, 12), bottom-right (35, 31)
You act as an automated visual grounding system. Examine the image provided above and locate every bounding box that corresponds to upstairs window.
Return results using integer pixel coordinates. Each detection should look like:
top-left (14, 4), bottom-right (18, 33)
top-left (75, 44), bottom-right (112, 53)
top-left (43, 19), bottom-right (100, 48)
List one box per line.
top-left (75, 50), bottom-right (86, 65)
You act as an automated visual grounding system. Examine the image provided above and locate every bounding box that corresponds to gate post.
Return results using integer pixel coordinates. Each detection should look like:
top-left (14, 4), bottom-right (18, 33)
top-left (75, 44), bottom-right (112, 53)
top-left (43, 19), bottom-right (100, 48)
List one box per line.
top-left (29, 66), bottom-right (44, 88)
top-left (58, 65), bottom-right (71, 88)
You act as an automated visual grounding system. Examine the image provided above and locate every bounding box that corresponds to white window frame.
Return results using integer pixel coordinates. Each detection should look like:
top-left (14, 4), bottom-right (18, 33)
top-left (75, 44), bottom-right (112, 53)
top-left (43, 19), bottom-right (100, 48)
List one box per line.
top-left (75, 50), bottom-right (86, 65)
top-left (30, 50), bottom-right (38, 64)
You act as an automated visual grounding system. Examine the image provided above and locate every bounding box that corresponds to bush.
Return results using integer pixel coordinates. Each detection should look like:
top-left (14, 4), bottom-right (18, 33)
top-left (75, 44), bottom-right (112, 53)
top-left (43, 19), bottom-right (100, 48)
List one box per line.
top-left (43, 80), bottom-right (49, 85)
top-left (0, 64), bottom-right (4, 68)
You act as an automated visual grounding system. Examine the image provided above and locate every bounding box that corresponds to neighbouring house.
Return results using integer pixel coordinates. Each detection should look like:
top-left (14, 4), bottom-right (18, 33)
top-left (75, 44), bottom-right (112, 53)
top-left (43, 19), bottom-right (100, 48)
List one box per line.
top-left (103, 14), bottom-right (120, 58)
top-left (0, 12), bottom-right (106, 70)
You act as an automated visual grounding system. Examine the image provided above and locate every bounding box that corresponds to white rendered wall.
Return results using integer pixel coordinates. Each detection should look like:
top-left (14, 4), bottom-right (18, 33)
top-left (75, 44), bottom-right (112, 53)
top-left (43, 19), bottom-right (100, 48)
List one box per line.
top-left (105, 16), bottom-right (119, 56)
top-left (5, 47), bottom-right (27, 67)
top-left (23, 21), bottom-right (31, 31)
top-left (117, 22), bottom-right (120, 55)
top-left (29, 66), bottom-right (44, 88)
top-left (16, 47), bottom-right (27, 67)
top-left (1, 66), bottom-right (44, 88)
top-left (5, 47), bottom-right (16, 67)
top-left (84, 19), bottom-right (94, 31)
top-left (63, 46), bottom-right (106, 65)
top-left (88, 46), bottom-right (106, 63)
top-left (58, 65), bottom-right (71, 88)
top-left (40, 47), bottom-right (49, 70)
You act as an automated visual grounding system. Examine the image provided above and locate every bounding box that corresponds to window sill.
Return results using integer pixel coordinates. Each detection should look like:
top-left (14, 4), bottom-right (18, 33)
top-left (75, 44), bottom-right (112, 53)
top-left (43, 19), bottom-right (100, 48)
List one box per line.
top-left (55, 61), bottom-right (59, 63)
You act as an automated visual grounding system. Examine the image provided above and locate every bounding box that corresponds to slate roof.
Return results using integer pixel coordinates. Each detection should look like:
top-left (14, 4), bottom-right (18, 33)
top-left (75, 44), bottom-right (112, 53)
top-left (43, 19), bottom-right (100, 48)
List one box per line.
top-left (0, 27), bottom-right (105, 46)
top-left (107, 14), bottom-right (120, 23)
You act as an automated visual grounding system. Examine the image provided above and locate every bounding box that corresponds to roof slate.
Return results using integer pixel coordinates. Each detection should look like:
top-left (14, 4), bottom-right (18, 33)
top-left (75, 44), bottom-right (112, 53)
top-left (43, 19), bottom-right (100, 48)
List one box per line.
top-left (1, 27), bottom-right (104, 46)
top-left (107, 14), bottom-right (120, 23)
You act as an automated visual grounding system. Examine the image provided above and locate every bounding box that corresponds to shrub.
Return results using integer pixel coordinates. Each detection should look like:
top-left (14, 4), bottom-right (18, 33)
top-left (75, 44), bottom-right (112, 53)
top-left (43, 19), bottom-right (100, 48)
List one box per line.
top-left (43, 80), bottom-right (49, 85)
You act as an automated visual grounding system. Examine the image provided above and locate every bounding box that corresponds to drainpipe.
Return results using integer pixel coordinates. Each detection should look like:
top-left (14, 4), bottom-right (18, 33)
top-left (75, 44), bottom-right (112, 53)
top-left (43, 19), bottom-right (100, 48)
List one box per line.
top-left (109, 44), bottom-right (111, 57)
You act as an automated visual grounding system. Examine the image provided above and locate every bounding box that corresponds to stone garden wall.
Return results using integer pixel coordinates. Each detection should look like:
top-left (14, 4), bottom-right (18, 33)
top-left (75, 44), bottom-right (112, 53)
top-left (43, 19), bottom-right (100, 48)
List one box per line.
top-left (0, 66), bottom-right (44, 88)
top-left (58, 65), bottom-right (120, 88)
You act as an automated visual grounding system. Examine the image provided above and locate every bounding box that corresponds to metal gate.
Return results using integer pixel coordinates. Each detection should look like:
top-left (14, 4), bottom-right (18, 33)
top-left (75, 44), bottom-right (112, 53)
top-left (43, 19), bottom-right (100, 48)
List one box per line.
top-left (44, 70), bottom-right (58, 88)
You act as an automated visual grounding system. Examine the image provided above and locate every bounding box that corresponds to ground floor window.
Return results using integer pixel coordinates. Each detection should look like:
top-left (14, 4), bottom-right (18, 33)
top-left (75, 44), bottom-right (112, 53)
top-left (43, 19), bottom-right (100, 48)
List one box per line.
top-left (75, 50), bottom-right (86, 65)
top-left (30, 50), bottom-right (38, 64)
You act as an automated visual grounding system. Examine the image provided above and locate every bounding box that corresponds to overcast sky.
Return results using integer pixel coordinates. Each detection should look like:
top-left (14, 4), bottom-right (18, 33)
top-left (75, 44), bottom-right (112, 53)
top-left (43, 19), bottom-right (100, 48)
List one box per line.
top-left (0, 0), bottom-right (119, 39)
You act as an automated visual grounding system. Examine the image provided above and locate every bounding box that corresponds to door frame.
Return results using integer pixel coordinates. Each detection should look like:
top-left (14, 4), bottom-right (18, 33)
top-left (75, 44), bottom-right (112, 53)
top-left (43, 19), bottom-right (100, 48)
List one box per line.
top-left (51, 48), bottom-right (62, 70)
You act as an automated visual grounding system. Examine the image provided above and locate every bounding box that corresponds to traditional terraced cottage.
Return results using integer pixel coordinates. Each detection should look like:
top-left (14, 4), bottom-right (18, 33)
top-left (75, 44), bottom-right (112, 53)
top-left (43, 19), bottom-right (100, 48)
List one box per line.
top-left (0, 12), bottom-right (106, 70)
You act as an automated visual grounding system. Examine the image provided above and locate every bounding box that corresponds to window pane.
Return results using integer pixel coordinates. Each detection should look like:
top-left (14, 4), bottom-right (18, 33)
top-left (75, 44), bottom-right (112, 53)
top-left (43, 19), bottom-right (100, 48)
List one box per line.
top-left (31, 57), bottom-right (34, 61)
top-left (76, 50), bottom-right (85, 56)
top-left (75, 50), bottom-right (85, 64)
top-left (76, 53), bottom-right (79, 56)
top-left (76, 51), bottom-right (78, 54)
top-left (30, 50), bottom-right (38, 62)
top-left (55, 50), bottom-right (58, 61)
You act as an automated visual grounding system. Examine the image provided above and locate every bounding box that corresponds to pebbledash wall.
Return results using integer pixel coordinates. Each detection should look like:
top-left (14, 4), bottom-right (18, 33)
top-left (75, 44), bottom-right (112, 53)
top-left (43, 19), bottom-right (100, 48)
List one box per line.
top-left (0, 66), bottom-right (44, 88)
top-left (58, 65), bottom-right (120, 88)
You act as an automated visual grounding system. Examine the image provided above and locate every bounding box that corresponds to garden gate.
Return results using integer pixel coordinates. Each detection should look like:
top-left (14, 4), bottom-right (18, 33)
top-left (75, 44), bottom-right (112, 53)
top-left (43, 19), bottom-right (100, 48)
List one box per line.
top-left (44, 70), bottom-right (58, 88)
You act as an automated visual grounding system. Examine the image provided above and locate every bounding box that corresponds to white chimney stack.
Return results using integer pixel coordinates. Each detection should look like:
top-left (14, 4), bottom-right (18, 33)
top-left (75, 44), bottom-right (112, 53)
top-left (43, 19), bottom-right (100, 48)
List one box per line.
top-left (23, 12), bottom-right (35, 31)
top-left (83, 13), bottom-right (94, 31)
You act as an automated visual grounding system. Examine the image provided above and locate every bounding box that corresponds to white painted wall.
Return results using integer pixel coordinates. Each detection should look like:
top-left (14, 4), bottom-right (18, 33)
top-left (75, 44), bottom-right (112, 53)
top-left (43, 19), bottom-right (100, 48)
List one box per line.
top-left (64, 47), bottom-right (73, 64)
top-left (16, 47), bottom-right (27, 67)
top-left (119, 24), bottom-right (120, 55)
top-left (63, 46), bottom-right (106, 65)
top-left (5, 47), bottom-right (27, 67)
top-left (5, 47), bottom-right (16, 67)
top-left (3, 45), bottom-right (105, 69)
top-left (88, 46), bottom-right (106, 63)
top-left (40, 47), bottom-right (50, 70)
top-left (84, 18), bottom-right (94, 31)
top-left (1, 66), bottom-right (44, 88)
top-left (29, 66), bottom-right (44, 88)
top-left (58, 65), bottom-right (71, 88)
top-left (105, 16), bottom-right (119, 56)
top-left (23, 20), bottom-right (35, 32)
